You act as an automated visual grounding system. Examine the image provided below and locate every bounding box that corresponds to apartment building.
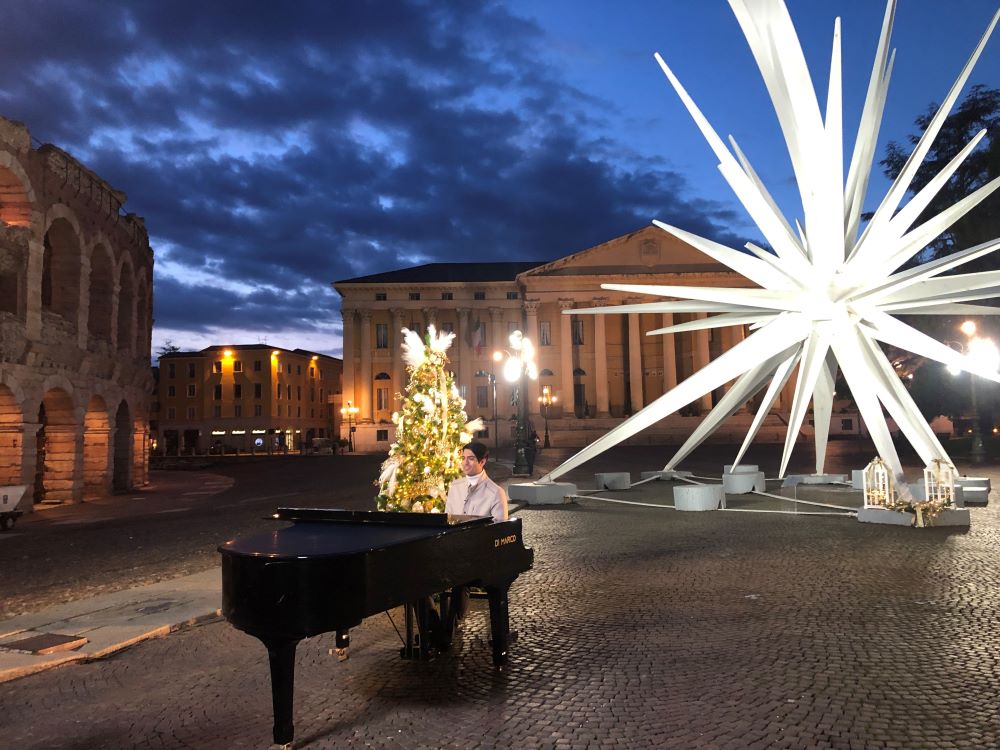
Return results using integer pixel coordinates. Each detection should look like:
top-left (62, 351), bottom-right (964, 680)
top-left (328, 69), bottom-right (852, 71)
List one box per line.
top-left (154, 345), bottom-right (342, 454)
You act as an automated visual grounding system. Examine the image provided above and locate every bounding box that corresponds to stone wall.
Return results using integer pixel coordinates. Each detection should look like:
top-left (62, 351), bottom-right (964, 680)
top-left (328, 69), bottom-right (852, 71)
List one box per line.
top-left (0, 116), bottom-right (153, 508)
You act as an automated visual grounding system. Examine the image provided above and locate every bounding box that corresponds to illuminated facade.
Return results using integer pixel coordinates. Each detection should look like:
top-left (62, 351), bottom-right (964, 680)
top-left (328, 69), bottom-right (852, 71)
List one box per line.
top-left (154, 345), bottom-right (342, 454)
top-left (334, 226), bottom-right (801, 452)
top-left (0, 116), bottom-right (153, 508)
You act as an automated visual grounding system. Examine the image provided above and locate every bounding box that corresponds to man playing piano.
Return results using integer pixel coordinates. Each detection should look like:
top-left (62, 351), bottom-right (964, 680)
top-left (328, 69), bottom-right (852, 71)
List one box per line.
top-left (445, 442), bottom-right (509, 521)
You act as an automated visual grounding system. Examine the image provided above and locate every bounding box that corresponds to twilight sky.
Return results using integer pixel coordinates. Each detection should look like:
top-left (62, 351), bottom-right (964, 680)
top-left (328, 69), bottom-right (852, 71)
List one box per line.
top-left (1, 0), bottom-right (996, 358)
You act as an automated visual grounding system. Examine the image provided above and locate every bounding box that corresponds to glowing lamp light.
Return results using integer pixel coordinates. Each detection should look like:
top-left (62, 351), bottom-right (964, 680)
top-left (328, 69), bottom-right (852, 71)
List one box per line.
top-left (503, 357), bottom-right (522, 383)
top-left (223, 349), bottom-right (233, 357)
top-left (960, 320), bottom-right (978, 337)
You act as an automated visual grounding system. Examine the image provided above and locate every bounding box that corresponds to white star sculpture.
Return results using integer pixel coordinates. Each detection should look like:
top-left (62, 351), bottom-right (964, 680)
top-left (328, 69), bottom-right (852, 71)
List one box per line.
top-left (541, 0), bottom-right (1000, 484)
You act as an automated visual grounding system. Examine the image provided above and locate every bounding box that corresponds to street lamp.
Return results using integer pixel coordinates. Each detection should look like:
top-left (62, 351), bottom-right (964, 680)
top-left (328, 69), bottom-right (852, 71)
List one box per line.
top-left (501, 330), bottom-right (538, 475)
top-left (475, 350), bottom-right (503, 458)
top-left (537, 385), bottom-right (556, 449)
top-left (946, 320), bottom-right (999, 465)
top-left (340, 400), bottom-right (359, 452)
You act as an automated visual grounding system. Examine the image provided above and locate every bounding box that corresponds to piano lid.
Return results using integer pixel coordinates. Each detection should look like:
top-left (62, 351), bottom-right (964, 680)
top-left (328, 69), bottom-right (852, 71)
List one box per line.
top-left (218, 508), bottom-right (498, 559)
top-left (274, 507), bottom-right (493, 527)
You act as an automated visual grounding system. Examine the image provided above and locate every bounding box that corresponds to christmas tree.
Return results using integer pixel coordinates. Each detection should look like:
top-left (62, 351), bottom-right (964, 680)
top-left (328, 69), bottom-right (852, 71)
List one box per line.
top-left (376, 325), bottom-right (482, 513)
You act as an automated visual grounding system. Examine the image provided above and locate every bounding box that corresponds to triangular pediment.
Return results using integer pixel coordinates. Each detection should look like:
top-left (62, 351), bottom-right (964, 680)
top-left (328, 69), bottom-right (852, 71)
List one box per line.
top-left (519, 225), bottom-right (727, 279)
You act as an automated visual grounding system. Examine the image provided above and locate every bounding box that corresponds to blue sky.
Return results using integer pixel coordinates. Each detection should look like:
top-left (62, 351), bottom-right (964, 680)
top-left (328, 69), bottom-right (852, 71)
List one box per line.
top-left (1, 1), bottom-right (996, 358)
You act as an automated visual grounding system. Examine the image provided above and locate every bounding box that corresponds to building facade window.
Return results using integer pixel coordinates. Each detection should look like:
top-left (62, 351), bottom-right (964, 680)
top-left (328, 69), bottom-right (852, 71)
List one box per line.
top-left (187, 407), bottom-right (195, 419)
top-left (376, 429), bottom-right (389, 441)
top-left (297, 385), bottom-right (302, 400)
top-left (167, 385), bottom-right (176, 397)
top-left (539, 321), bottom-right (551, 346)
top-left (309, 366), bottom-right (315, 378)
top-left (213, 361), bottom-right (222, 374)
top-left (277, 385), bottom-right (282, 399)
top-left (287, 384), bottom-right (292, 399)
top-left (441, 321), bottom-right (454, 334)
top-left (234, 404), bottom-right (242, 417)
top-left (233, 360), bottom-right (243, 372)
top-left (213, 384), bottom-right (222, 400)
top-left (254, 359), bottom-right (262, 372)
top-left (377, 387), bottom-right (390, 411)
top-left (474, 291), bottom-right (486, 300)
top-left (409, 292), bottom-right (421, 300)
top-left (572, 319), bottom-right (584, 345)
top-left (506, 291), bottom-right (519, 300)
top-left (187, 363), bottom-right (196, 377)
top-left (167, 363), bottom-right (176, 378)
top-left (254, 405), bottom-right (262, 417)
top-left (254, 383), bottom-right (262, 398)
top-left (213, 405), bottom-right (222, 417)
top-left (167, 407), bottom-right (176, 419)
top-left (375, 292), bottom-right (387, 301)
top-left (376, 323), bottom-right (388, 349)
top-left (441, 292), bottom-right (453, 300)
top-left (476, 385), bottom-right (488, 408)
top-left (187, 384), bottom-right (196, 397)
top-left (234, 384), bottom-right (242, 399)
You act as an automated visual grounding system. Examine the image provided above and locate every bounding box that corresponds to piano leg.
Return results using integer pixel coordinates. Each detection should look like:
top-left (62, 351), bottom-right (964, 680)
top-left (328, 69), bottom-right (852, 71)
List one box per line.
top-left (264, 637), bottom-right (299, 747)
top-left (485, 583), bottom-right (511, 667)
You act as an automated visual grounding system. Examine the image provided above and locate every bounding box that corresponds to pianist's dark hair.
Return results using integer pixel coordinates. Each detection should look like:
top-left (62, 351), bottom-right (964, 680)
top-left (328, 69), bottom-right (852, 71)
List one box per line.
top-left (463, 441), bottom-right (488, 461)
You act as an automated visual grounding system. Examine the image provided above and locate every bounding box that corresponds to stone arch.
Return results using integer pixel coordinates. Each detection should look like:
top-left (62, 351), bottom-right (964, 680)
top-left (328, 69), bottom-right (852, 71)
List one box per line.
top-left (35, 386), bottom-right (78, 504)
top-left (116, 258), bottom-right (135, 353)
top-left (0, 383), bottom-right (25, 485)
top-left (112, 400), bottom-right (132, 491)
top-left (82, 394), bottom-right (111, 497)
top-left (42, 212), bottom-right (83, 327)
top-left (0, 152), bottom-right (34, 227)
top-left (87, 241), bottom-right (115, 342)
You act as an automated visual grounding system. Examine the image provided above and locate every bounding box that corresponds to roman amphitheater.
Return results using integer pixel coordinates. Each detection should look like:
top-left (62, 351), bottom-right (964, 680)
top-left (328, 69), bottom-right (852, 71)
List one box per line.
top-left (0, 116), bottom-right (153, 509)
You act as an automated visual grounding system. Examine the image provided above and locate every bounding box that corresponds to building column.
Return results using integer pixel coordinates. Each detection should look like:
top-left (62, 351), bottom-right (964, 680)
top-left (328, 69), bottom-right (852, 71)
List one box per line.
top-left (489, 307), bottom-right (504, 353)
top-left (391, 308), bottom-right (404, 411)
top-left (693, 317), bottom-right (712, 413)
top-left (628, 309), bottom-right (643, 414)
top-left (558, 299), bottom-right (575, 417)
top-left (341, 308), bottom-right (356, 428)
top-left (456, 308), bottom-right (471, 404)
top-left (524, 300), bottom-right (540, 418)
top-left (593, 297), bottom-right (610, 417)
top-left (662, 313), bottom-right (678, 394)
top-left (358, 310), bottom-right (373, 423)
top-left (25, 238), bottom-right (43, 340)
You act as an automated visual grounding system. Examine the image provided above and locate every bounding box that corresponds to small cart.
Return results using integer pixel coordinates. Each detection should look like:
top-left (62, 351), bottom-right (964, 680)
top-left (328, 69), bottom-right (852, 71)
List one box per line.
top-left (0, 485), bottom-right (27, 531)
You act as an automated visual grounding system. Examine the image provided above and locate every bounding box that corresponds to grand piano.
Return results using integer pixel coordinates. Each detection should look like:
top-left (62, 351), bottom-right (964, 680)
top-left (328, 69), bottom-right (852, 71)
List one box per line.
top-left (219, 508), bottom-right (533, 747)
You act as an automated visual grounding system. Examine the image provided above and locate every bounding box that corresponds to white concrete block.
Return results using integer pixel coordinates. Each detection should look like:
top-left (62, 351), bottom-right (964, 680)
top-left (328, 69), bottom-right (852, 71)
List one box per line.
top-left (724, 464), bottom-right (757, 474)
top-left (673, 484), bottom-right (723, 511)
top-left (929, 508), bottom-right (971, 527)
top-left (639, 470), bottom-right (692, 481)
top-left (857, 507), bottom-right (915, 526)
top-left (722, 470), bottom-right (765, 494)
top-left (507, 481), bottom-right (577, 505)
top-left (955, 476), bottom-right (990, 506)
top-left (595, 472), bottom-right (630, 490)
top-left (851, 469), bottom-right (865, 490)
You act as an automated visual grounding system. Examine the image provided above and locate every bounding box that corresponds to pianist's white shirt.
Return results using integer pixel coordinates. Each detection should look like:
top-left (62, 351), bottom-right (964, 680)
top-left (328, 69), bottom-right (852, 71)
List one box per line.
top-left (445, 471), bottom-right (509, 521)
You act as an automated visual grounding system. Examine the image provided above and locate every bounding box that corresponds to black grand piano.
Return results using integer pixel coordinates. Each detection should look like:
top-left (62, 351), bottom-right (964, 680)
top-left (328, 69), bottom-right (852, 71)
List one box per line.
top-left (219, 508), bottom-right (533, 746)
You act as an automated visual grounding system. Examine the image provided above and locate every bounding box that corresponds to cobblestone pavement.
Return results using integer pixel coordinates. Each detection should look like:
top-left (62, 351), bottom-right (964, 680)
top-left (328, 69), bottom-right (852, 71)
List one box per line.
top-left (2, 447), bottom-right (999, 749)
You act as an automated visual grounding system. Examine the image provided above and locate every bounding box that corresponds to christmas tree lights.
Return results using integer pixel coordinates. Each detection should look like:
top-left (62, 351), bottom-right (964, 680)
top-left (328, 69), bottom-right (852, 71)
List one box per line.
top-left (376, 326), bottom-right (483, 513)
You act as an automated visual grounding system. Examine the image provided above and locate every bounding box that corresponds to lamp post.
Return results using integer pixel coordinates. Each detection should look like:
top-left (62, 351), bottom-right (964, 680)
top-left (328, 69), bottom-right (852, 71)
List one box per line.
top-left (475, 354), bottom-right (502, 458)
top-left (340, 400), bottom-right (359, 452)
top-left (501, 330), bottom-right (538, 475)
top-left (947, 320), bottom-right (999, 465)
top-left (538, 385), bottom-right (556, 448)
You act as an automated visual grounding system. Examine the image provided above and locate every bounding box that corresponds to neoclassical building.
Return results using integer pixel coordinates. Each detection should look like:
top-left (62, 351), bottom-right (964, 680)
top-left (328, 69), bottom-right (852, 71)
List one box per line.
top-left (0, 116), bottom-right (153, 508)
top-left (335, 225), bottom-right (798, 452)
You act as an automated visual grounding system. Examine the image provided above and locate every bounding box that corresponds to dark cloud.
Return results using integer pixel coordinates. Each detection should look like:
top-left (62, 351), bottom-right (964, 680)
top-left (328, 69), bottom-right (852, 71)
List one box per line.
top-left (0, 0), bottom-right (749, 340)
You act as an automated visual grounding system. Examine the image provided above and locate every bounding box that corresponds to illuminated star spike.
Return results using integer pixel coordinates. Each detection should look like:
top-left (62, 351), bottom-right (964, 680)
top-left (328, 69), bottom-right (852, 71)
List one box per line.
top-left (541, 0), bottom-right (1000, 484)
